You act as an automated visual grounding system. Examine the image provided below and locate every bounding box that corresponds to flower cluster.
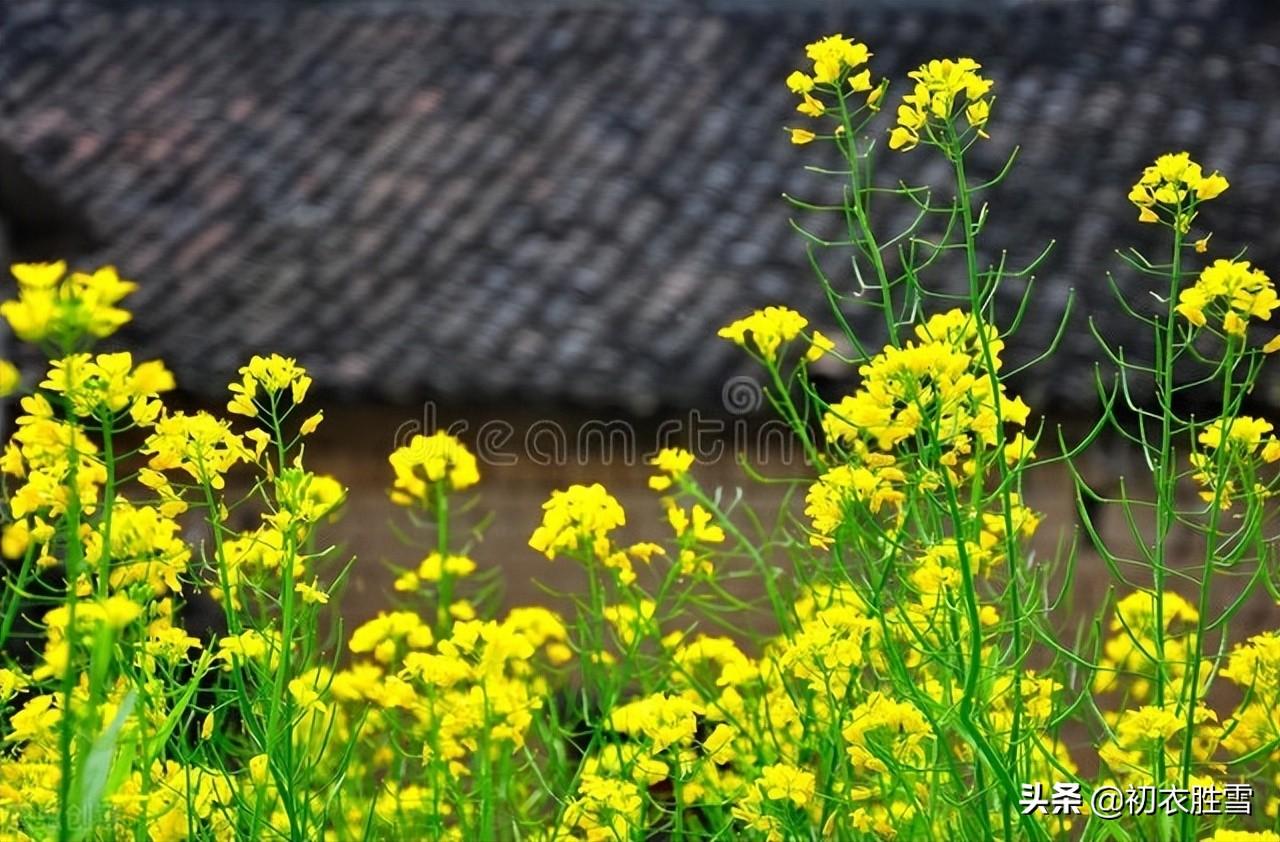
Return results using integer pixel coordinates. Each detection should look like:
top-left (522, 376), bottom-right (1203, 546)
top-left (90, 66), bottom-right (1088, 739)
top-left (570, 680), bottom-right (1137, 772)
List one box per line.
top-left (388, 430), bottom-right (480, 505)
top-left (40, 352), bottom-right (174, 419)
top-left (227, 353), bottom-right (316, 425)
top-left (716, 305), bottom-right (832, 363)
top-left (528, 482), bottom-right (626, 560)
top-left (1129, 151), bottom-right (1229, 232)
top-left (784, 34), bottom-right (880, 145)
top-left (889, 57), bottom-right (993, 152)
top-left (1093, 590), bottom-right (1204, 700)
top-left (805, 309), bottom-right (1033, 550)
top-left (1189, 416), bottom-right (1280, 509)
top-left (1176, 259), bottom-right (1278, 339)
top-left (0, 262), bottom-right (135, 344)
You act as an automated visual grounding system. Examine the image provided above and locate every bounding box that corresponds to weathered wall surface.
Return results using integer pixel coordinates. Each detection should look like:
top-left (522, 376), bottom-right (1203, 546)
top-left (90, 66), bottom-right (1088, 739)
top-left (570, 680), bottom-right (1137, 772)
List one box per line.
top-left (290, 405), bottom-right (1279, 641)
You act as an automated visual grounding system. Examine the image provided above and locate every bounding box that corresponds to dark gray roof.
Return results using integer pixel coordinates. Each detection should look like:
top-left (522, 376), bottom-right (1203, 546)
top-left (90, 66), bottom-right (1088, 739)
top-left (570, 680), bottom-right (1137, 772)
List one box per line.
top-left (2, 0), bottom-right (1278, 413)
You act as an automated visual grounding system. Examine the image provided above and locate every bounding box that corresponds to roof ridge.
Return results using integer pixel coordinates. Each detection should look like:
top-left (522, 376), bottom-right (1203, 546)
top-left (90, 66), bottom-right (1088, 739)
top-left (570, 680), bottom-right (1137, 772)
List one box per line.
top-left (27, 0), bottom-right (1149, 18)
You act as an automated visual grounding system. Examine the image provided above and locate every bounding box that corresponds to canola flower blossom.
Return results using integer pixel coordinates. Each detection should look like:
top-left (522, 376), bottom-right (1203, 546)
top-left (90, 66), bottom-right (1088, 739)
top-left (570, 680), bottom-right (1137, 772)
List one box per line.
top-left (1129, 151), bottom-right (1229, 232)
top-left (0, 261), bottom-right (135, 343)
top-left (388, 430), bottom-right (481, 505)
top-left (528, 482), bottom-right (626, 559)
top-left (227, 353), bottom-right (313, 418)
top-left (784, 34), bottom-right (880, 145)
top-left (1176, 258), bottom-right (1277, 338)
top-left (890, 57), bottom-right (993, 151)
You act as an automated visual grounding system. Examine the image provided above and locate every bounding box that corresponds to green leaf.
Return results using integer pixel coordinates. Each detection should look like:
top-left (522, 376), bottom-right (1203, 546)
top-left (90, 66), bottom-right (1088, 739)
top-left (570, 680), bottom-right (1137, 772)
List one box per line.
top-left (74, 688), bottom-right (135, 841)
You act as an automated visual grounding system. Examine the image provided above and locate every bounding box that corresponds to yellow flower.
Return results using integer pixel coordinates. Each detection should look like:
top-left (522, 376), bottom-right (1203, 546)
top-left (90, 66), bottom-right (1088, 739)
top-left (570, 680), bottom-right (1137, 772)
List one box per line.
top-left (1098, 703), bottom-right (1221, 785)
top-left (5, 694), bottom-right (61, 743)
top-left (0, 669), bottom-right (29, 704)
top-left (795, 93), bottom-right (825, 117)
top-left (217, 630), bottom-right (277, 669)
top-left (1003, 432), bottom-right (1036, 465)
top-left (299, 411), bottom-right (324, 435)
top-left (1, 520), bottom-right (29, 560)
top-left (609, 692), bottom-right (702, 751)
top-left (785, 70), bottom-right (815, 94)
top-left (891, 57), bottom-right (993, 153)
top-left (1263, 438), bottom-right (1280, 462)
top-left (1199, 416), bottom-right (1273, 451)
top-left (718, 306), bottom-right (810, 360)
top-left (288, 676), bottom-right (327, 713)
top-left (794, 34), bottom-right (873, 95)
top-left (888, 126), bottom-right (918, 151)
top-left (1176, 286), bottom-right (1209, 327)
top-left (349, 611), bottom-right (433, 665)
top-left (529, 483), bottom-right (626, 559)
top-left (758, 763), bottom-right (816, 807)
top-left (296, 579), bottom-right (329, 605)
top-left (227, 354), bottom-right (312, 418)
top-left (804, 462), bottom-right (906, 547)
top-left (603, 601), bottom-right (657, 649)
top-left (416, 551), bottom-right (477, 582)
top-left (789, 128), bottom-right (816, 145)
top-left (388, 431), bottom-right (480, 505)
top-left (0, 360), bottom-right (19, 397)
top-left (143, 411), bottom-right (250, 489)
top-left (2, 263), bottom-right (136, 342)
top-left (666, 501), bottom-right (725, 545)
top-left (1178, 259), bottom-right (1276, 336)
top-left (843, 692), bottom-right (933, 775)
top-left (1196, 172), bottom-right (1230, 200)
top-left (10, 261), bottom-right (65, 288)
top-left (965, 97), bottom-right (990, 133)
top-left (564, 775), bottom-right (645, 841)
top-left (648, 447), bottom-right (695, 491)
top-left (41, 352), bottom-right (174, 417)
top-left (804, 330), bottom-right (836, 363)
top-left (703, 723), bottom-right (736, 763)
top-left (1130, 152), bottom-right (1227, 231)
top-left (1094, 590), bottom-right (1202, 698)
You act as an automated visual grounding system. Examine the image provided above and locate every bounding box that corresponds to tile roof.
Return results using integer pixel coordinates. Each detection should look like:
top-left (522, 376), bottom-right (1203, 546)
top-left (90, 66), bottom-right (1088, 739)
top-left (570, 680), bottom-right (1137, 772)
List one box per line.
top-left (2, 0), bottom-right (1278, 413)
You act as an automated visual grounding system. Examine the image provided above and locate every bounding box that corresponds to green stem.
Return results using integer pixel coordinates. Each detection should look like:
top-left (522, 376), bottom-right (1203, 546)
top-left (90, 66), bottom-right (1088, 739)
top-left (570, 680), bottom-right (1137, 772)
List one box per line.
top-left (1150, 218), bottom-right (1185, 793)
top-left (950, 130), bottom-right (1032, 842)
top-left (434, 482), bottom-right (452, 639)
top-left (834, 82), bottom-right (898, 347)
top-left (1177, 339), bottom-right (1239, 840)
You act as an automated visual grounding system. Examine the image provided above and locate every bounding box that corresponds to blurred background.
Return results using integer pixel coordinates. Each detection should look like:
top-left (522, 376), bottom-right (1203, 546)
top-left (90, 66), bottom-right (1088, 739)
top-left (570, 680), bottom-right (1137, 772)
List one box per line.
top-left (2, 0), bottom-right (1278, 627)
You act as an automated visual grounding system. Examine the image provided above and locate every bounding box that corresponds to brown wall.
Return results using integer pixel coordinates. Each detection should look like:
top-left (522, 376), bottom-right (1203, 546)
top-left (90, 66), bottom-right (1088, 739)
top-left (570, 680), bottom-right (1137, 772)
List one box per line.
top-left (264, 404), bottom-right (1277, 642)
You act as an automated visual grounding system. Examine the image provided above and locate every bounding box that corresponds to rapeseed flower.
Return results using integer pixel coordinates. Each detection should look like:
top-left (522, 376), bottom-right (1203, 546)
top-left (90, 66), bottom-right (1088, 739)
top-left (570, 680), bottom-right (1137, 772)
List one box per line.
top-left (0, 360), bottom-right (19, 397)
top-left (648, 447), bottom-right (694, 491)
top-left (1176, 259), bottom-right (1276, 336)
top-left (528, 483), bottom-right (625, 559)
top-left (758, 762), bottom-right (815, 806)
top-left (1189, 415), bottom-right (1280, 508)
top-left (1, 262), bottom-right (136, 343)
top-left (890, 58), bottom-right (993, 152)
top-left (784, 34), bottom-right (879, 134)
top-left (144, 411), bottom-right (251, 489)
top-left (227, 353), bottom-right (312, 418)
top-left (1130, 152), bottom-right (1228, 231)
top-left (388, 431), bottom-right (480, 505)
top-left (718, 306), bottom-right (809, 360)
